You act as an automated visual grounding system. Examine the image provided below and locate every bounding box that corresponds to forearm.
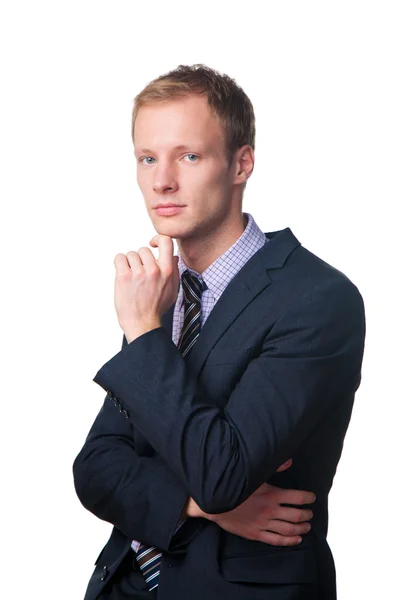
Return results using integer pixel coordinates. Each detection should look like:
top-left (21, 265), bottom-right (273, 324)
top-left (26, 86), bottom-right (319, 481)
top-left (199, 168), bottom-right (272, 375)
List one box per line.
top-left (73, 396), bottom-right (189, 551)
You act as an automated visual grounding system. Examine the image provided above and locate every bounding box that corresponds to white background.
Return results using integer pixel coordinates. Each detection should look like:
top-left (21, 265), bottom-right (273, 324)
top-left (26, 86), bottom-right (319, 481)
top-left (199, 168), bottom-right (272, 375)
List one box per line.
top-left (1, 1), bottom-right (399, 598)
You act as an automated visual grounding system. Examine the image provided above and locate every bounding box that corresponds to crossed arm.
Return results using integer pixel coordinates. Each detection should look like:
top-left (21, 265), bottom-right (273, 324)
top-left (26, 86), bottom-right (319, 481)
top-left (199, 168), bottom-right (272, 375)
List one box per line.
top-left (89, 282), bottom-right (364, 513)
top-left (74, 388), bottom-right (314, 553)
top-left (74, 279), bottom-right (364, 550)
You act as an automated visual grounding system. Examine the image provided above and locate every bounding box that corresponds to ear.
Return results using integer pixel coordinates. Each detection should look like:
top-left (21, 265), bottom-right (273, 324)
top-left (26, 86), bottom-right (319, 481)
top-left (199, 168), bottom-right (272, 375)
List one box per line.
top-left (233, 145), bottom-right (255, 184)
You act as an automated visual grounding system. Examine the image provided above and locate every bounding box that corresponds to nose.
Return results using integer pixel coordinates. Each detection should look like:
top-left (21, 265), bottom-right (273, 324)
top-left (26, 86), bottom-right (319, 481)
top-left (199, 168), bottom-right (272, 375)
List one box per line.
top-left (152, 162), bottom-right (178, 194)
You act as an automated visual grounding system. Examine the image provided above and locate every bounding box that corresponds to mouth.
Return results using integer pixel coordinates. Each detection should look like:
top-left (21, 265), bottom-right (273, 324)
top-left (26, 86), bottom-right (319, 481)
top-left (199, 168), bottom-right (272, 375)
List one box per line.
top-left (154, 204), bottom-right (186, 216)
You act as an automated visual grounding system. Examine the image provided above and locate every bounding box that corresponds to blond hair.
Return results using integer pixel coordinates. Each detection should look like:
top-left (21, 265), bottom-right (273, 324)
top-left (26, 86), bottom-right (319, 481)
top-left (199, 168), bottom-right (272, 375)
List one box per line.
top-left (131, 64), bottom-right (255, 168)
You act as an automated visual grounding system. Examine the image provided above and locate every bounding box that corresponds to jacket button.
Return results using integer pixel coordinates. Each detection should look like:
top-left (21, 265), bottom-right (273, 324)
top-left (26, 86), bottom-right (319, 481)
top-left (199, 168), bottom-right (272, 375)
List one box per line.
top-left (100, 565), bottom-right (107, 581)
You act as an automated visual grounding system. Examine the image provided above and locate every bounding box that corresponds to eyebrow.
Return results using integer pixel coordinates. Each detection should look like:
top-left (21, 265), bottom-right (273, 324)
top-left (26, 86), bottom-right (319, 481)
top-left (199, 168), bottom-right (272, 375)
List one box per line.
top-left (134, 144), bottom-right (203, 155)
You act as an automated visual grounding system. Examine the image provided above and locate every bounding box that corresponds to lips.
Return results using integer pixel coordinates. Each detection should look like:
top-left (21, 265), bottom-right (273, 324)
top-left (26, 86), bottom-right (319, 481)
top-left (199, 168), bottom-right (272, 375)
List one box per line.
top-left (155, 205), bottom-right (185, 216)
top-left (155, 203), bottom-right (183, 209)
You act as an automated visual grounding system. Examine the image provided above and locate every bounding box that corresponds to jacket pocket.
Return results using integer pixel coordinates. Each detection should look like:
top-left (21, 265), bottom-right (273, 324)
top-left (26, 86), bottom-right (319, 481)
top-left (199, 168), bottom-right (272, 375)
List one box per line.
top-left (219, 547), bottom-right (317, 584)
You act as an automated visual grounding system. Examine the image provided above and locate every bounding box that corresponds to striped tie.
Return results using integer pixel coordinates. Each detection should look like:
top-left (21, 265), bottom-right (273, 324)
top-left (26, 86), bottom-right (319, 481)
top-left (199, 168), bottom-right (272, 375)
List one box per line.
top-left (136, 270), bottom-right (205, 590)
top-left (135, 545), bottom-right (163, 591)
top-left (177, 270), bottom-right (205, 357)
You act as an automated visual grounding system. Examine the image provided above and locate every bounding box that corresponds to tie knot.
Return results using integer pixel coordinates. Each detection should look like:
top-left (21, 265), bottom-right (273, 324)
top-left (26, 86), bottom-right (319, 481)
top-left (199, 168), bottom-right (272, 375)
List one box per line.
top-left (181, 270), bottom-right (205, 305)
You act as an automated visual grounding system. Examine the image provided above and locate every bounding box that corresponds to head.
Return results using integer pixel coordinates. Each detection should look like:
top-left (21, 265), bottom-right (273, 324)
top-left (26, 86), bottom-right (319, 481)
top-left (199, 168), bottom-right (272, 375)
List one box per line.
top-left (132, 64), bottom-right (255, 246)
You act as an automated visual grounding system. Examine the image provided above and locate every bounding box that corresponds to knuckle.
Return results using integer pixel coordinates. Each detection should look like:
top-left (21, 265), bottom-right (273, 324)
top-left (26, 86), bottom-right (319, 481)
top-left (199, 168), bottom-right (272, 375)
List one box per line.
top-left (273, 520), bottom-right (288, 534)
top-left (293, 511), bottom-right (302, 523)
top-left (273, 538), bottom-right (285, 547)
top-left (281, 537), bottom-right (292, 547)
top-left (285, 524), bottom-right (297, 535)
top-left (291, 492), bottom-right (303, 505)
top-left (298, 493), bottom-right (308, 505)
top-left (265, 533), bottom-right (281, 546)
top-left (286, 491), bottom-right (299, 505)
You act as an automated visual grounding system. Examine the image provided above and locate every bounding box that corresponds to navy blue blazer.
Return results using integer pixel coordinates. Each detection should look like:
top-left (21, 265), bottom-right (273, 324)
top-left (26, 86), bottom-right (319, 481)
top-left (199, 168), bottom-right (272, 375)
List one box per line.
top-left (73, 227), bottom-right (365, 600)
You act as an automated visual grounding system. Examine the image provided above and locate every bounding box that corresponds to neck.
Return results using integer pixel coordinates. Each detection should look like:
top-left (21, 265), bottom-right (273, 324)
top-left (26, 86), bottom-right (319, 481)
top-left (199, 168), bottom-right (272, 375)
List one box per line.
top-left (177, 213), bottom-right (248, 274)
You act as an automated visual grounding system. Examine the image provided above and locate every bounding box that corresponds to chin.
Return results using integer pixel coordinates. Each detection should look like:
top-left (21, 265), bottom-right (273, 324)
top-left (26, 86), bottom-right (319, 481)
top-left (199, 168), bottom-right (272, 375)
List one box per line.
top-left (151, 219), bottom-right (186, 238)
top-left (151, 224), bottom-right (181, 239)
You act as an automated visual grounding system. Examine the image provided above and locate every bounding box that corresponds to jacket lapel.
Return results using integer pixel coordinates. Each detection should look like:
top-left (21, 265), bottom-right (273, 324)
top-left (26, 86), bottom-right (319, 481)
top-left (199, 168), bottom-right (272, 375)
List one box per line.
top-left (162, 227), bottom-right (300, 378)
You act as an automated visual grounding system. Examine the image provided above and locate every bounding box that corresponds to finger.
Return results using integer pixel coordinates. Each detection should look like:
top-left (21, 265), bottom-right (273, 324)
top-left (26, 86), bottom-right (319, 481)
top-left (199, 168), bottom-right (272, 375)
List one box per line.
top-left (276, 458), bottom-right (292, 472)
top-left (135, 247), bottom-right (159, 274)
top-left (156, 235), bottom-right (174, 274)
top-left (276, 506), bottom-right (313, 523)
top-left (125, 250), bottom-right (145, 274)
top-left (270, 486), bottom-right (316, 506)
top-left (114, 253), bottom-right (131, 275)
top-left (257, 531), bottom-right (302, 547)
top-left (149, 234), bottom-right (159, 248)
top-left (264, 519), bottom-right (311, 537)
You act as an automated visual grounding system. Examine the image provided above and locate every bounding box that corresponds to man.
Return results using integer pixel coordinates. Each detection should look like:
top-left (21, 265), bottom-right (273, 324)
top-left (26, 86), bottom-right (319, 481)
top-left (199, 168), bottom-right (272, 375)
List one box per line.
top-left (73, 64), bottom-right (365, 600)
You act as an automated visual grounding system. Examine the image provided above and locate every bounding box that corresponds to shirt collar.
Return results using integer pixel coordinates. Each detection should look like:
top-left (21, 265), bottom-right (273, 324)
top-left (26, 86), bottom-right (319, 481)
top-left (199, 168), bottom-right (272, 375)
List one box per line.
top-left (176, 212), bottom-right (266, 302)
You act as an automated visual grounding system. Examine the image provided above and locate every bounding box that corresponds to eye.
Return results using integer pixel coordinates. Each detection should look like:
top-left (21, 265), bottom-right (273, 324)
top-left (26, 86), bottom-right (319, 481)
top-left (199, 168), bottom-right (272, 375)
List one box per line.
top-left (139, 157), bottom-right (155, 165)
top-left (183, 154), bottom-right (198, 162)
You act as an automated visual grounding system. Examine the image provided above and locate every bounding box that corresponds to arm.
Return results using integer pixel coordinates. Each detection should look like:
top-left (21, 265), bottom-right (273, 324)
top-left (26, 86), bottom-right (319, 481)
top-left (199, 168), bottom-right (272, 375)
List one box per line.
top-left (74, 345), bottom-right (314, 549)
top-left (74, 333), bottom-right (191, 550)
top-left (74, 393), bottom-right (314, 550)
top-left (92, 280), bottom-right (365, 514)
top-left (73, 394), bottom-right (190, 551)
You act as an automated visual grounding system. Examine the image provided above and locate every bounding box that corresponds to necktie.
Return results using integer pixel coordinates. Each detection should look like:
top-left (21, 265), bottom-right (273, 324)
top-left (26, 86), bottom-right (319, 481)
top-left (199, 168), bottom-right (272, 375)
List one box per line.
top-left (177, 270), bottom-right (205, 357)
top-left (136, 270), bottom-right (205, 591)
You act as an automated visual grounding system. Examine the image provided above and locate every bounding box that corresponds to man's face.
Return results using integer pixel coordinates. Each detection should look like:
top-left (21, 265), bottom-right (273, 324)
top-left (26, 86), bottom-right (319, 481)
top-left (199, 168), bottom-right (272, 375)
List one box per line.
top-left (134, 94), bottom-right (239, 242)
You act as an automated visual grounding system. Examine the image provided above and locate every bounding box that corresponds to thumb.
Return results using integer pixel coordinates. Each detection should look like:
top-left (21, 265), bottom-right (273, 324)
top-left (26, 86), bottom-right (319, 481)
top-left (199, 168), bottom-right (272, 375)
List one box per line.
top-left (276, 458), bottom-right (293, 472)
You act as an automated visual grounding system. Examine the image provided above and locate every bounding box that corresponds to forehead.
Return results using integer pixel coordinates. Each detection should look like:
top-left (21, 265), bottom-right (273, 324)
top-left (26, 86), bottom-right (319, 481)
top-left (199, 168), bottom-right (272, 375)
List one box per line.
top-left (134, 95), bottom-right (225, 152)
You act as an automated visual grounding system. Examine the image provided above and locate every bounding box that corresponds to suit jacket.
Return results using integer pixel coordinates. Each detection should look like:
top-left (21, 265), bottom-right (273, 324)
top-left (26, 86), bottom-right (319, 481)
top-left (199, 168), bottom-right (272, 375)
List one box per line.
top-left (73, 227), bottom-right (365, 600)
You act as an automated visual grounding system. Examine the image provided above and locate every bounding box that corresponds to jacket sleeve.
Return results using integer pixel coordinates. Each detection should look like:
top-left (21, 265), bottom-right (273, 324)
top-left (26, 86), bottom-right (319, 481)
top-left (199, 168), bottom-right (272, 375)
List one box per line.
top-left (92, 279), bottom-right (366, 515)
top-left (73, 338), bottom-right (190, 551)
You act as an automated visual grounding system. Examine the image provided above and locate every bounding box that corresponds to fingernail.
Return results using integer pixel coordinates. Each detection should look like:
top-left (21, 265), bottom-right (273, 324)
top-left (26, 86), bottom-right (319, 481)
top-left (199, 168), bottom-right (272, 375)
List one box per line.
top-left (296, 538), bottom-right (302, 544)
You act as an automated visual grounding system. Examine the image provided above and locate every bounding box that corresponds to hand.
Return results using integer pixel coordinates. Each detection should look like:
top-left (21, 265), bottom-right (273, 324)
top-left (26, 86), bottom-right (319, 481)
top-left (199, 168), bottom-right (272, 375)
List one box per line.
top-left (186, 459), bottom-right (316, 546)
top-left (114, 235), bottom-right (180, 341)
top-left (209, 481), bottom-right (314, 546)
